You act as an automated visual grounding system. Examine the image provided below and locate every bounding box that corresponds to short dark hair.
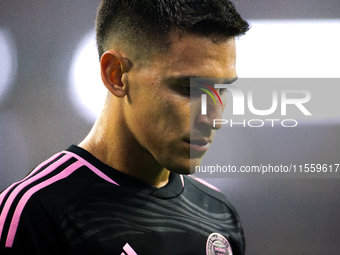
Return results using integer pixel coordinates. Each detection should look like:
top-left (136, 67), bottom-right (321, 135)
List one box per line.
top-left (96, 0), bottom-right (249, 59)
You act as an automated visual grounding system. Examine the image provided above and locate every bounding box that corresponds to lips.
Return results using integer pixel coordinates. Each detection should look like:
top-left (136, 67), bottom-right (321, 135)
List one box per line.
top-left (190, 139), bottom-right (208, 146)
top-left (183, 138), bottom-right (211, 152)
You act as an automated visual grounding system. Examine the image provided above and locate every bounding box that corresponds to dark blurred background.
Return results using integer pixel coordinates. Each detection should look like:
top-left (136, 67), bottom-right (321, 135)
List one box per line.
top-left (0, 1), bottom-right (339, 254)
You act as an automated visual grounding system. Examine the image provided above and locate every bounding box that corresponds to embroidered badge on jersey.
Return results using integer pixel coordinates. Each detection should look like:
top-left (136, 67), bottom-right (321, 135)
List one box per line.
top-left (206, 233), bottom-right (233, 255)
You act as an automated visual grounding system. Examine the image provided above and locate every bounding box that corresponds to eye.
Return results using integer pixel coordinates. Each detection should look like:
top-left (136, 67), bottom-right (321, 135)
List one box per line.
top-left (179, 86), bottom-right (191, 94)
top-left (219, 88), bottom-right (228, 95)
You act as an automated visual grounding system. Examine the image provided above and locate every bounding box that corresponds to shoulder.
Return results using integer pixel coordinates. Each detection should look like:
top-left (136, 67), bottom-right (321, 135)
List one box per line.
top-left (0, 148), bottom-right (114, 252)
top-left (182, 175), bottom-right (245, 254)
top-left (183, 175), bottom-right (239, 214)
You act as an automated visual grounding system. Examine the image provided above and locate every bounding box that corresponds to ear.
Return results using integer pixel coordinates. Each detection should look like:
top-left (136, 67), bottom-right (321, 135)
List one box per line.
top-left (100, 50), bottom-right (131, 98)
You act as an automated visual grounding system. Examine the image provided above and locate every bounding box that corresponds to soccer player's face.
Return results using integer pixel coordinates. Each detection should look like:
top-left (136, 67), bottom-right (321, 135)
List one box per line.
top-left (124, 32), bottom-right (237, 174)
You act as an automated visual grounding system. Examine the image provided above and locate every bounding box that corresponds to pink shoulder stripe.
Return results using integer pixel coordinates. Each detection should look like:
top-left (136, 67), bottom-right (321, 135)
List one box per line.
top-left (0, 154), bottom-right (72, 242)
top-left (188, 176), bottom-right (221, 192)
top-left (123, 243), bottom-right (138, 255)
top-left (180, 175), bottom-right (185, 187)
top-left (1, 150), bottom-right (120, 247)
top-left (5, 161), bottom-right (83, 247)
top-left (0, 152), bottom-right (63, 208)
top-left (63, 151), bottom-right (120, 186)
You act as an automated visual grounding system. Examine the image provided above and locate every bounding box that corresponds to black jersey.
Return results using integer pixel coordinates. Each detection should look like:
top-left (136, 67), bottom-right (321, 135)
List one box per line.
top-left (0, 145), bottom-right (245, 255)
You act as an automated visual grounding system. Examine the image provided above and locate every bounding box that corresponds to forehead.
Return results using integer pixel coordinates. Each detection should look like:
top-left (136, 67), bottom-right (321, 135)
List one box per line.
top-left (151, 32), bottom-right (237, 79)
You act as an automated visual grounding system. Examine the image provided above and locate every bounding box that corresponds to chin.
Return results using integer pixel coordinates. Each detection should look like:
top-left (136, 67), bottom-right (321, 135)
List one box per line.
top-left (162, 160), bottom-right (192, 175)
top-left (159, 153), bottom-right (204, 175)
top-left (167, 158), bottom-right (203, 175)
top-left (167, 165), bottom-right (192, 175)
top-left (189, 157), bottom-right (205, 175)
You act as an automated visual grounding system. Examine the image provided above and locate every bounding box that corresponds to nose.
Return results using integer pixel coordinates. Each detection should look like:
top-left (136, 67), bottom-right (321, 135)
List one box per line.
top-left (195, 94), bottom-right (224, 130)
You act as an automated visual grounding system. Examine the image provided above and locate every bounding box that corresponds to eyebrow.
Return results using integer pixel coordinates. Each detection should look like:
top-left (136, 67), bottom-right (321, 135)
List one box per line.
top-left (165, 75), bottom-right (238, 85)
top-left (164, 76), bottom-right (192, 86)
top-left (164, 75), bottom-right (238, 85)
top-left (214, 76), bottom-right (238, 84)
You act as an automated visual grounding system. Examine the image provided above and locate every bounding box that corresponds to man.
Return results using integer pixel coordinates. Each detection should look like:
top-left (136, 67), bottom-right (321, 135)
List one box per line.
top-left (0, 0), bottom-right (249, 254)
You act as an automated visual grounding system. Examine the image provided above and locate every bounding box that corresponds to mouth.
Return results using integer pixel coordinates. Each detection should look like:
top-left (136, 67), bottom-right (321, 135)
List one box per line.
top-left (183, 138), bottom-right (211, 152)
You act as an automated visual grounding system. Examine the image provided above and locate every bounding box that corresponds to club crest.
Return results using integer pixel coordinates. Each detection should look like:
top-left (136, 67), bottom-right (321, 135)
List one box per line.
top-left (206, 233), bottom-right (233, 255)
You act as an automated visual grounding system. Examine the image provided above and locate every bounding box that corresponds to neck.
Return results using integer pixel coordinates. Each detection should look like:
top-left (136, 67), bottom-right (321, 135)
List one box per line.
top-left (79, 101), bottom-right (170, 188)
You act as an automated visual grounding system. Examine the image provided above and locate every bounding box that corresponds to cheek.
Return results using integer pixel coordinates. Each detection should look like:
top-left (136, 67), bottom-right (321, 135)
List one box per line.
top-left (153, 98), bottom-right (189, 129)
top-left (146, 98), bottom-right (191, 143)
top-left (189, 99), bottom-right (201, 123)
